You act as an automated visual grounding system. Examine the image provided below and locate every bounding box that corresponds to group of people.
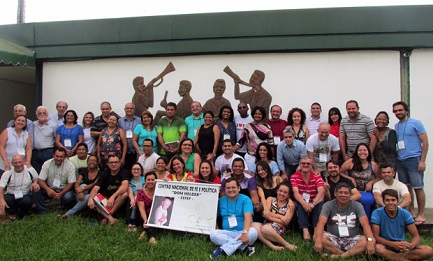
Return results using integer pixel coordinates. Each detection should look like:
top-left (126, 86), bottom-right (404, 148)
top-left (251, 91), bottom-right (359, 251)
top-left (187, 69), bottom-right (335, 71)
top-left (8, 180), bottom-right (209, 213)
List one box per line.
top-left (0, 96), bottom-right (431, 260)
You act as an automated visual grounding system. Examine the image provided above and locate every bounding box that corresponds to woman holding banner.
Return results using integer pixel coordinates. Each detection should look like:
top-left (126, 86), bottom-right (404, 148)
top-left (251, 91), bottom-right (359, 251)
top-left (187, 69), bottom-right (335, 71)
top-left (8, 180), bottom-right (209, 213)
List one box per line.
top-left (137, 171), bottom-right (158, 245)
top-left (166, 156), bottom-right (195, 182)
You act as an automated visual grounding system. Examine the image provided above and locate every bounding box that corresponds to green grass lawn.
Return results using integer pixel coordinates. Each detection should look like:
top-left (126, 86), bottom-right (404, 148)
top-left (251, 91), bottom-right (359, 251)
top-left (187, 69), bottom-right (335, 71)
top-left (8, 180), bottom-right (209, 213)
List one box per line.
top-left (1, 211), bottom-right (432, 260)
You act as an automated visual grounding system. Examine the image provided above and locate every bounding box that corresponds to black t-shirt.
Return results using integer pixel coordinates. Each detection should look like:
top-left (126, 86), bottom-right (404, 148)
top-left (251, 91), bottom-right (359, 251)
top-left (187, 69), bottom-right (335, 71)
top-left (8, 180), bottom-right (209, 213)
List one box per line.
top-left (97, 169), bottom-right (130, 197)
top-left (328, 176), bottom-right (355, 200)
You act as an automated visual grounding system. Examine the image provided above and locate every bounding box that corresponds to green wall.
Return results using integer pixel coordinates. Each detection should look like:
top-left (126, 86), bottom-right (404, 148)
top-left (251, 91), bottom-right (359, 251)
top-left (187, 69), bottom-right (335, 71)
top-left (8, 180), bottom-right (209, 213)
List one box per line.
top-left (1, 5), bottom-right (433, 60)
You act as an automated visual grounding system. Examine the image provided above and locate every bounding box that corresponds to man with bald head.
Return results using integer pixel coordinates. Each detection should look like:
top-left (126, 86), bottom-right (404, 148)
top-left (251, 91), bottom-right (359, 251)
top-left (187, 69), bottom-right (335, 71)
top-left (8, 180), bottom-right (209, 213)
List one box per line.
top-left (7, 104), bottom-right (34, 137)
top-left (185, 101), bottom-right (204, 141)
top-left (118, 102), bottom-right (141, 171)
top-left (0, 154), bottom-right (39, 219)
top-left (306, 122), bottom-right (340, 174)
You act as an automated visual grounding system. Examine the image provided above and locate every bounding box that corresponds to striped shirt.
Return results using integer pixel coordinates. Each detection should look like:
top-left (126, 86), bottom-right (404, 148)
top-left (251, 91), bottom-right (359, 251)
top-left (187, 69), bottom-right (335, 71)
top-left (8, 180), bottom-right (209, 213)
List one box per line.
top-left (290, 171), bottom-right (324, 203)
top-left (340, 113), bottom-right (374, 157)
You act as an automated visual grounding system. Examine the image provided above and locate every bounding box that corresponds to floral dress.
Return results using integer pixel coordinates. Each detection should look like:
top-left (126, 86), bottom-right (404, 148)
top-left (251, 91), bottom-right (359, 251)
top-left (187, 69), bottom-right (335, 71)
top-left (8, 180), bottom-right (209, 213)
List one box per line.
top-left (100, 127), bottom-right (123, 169)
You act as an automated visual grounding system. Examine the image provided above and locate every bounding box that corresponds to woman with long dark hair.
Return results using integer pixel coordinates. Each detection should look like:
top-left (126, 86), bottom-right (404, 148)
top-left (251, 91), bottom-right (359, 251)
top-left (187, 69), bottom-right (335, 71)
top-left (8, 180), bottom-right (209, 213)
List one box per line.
top-left (340, 143), bottom-right (380, 219)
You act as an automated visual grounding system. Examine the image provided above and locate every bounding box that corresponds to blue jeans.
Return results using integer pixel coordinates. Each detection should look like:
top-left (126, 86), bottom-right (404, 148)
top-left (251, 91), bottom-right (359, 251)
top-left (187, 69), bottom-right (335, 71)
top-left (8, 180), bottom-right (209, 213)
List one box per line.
top-left (32, 188), bottom-right (75, 214)
top-left (65, 184), bottom-right (90, 217)
top-left (4, 194), bottom-right (34, 219)
top-left (397, 157), bottom-right (424, 189)
top-left (31, 148), bottom-right (54, 174)
top-left (296, 201), bottom-right (323, 229)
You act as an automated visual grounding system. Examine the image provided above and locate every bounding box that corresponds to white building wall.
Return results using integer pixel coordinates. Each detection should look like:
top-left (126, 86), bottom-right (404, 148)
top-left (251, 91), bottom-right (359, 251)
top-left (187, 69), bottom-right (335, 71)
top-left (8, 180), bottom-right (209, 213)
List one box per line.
top-left (44, 50), bottom-right (433, 204)
top-left (409, 49), bottom-right (433, 208)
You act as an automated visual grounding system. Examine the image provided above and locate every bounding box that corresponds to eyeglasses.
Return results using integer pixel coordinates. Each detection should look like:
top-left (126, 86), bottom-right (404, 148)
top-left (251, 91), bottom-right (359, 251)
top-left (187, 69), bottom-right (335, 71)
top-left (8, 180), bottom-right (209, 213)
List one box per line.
top-left (238, 106), bottom-right (247, 109)
top-left (301, 162), bottom-right (311, 165)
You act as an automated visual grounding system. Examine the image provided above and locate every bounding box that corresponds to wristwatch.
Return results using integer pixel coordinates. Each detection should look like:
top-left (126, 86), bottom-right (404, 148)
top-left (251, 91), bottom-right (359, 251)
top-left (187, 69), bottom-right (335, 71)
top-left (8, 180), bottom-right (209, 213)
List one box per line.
top-left (367, 237), bottom-right (373, 242)
top-left (312, 201), bottom-right (317, 206)
top-left (242, 230), bottom-right (248, 234)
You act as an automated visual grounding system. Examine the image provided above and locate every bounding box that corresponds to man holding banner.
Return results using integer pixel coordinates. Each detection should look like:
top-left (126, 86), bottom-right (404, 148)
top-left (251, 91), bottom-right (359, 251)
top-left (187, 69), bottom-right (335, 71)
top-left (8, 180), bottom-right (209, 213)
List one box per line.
top-left (209, 177), bottom-right (258, 259)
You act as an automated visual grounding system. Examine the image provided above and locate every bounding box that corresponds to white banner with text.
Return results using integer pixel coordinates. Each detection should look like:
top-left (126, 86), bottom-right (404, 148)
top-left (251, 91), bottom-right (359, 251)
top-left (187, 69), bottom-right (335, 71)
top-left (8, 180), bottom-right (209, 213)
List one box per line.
top-left (147, 181), bottom-right (220, 234)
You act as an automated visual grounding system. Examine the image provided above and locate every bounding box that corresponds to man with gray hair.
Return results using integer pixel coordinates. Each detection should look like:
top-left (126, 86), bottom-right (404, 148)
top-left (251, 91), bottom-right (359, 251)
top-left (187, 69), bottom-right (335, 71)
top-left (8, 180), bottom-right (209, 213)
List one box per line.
top-left (48, 101), bottom-right (68, 127)
top-left (277, 128), bottom-right (307, 180)
top-left (7, 104), bottom-right (34, 137)
top-left (32, 106), bottom-right (57, 173)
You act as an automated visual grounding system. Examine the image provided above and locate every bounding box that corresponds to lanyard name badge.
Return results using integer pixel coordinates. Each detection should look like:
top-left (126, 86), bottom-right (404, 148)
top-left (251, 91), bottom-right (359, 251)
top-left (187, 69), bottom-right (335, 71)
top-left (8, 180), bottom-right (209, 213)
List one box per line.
top-left (14, 190), bottom-right (23, 199)
top-left (64, 138), bottom-right (72, 148)
top-left (228, 215), bottom-right (238, 228)
top-left (136, 182), bottom-right (143, 191)
top-left (338, 224), bottom-right (350, 237)
top-left (17, 147), bottom-right (26, 155)
top-left (273, 136), bottom-right (281, 144)
top-left (53, 178), bottom-right (61, 188)
top-left (126, 130), bottom-right (133, 139)
top-left (302, 192), bottom-right (311, 202)
top-left (398, 140), bottom-right (405, 150)
top-left (223, 134), bottom-right (231, 140)
top-left (319, 153), bottom-right (327, 162)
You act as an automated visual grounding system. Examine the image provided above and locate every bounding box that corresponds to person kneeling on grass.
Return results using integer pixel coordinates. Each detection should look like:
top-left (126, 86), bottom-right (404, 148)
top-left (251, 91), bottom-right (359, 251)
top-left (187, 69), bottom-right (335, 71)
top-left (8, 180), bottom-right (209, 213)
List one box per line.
top-left (0, 154), bottom-right (39, 220)
top-left (372, 189), bottom-right (433, 261)
top-left (209, 177), bottom-right (258, 259)
top-left (251, 181), bottom-right (297, 251)
top-left (87, 155), bottom-right (129, 225)
top-left (314, 182), bottom-right (375, 259)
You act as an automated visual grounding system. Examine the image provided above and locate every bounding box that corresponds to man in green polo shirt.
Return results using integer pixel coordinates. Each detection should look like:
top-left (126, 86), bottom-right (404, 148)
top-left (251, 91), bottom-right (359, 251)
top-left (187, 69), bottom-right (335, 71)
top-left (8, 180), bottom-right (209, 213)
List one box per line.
top-left (157, 102), bottom-right (186, 161)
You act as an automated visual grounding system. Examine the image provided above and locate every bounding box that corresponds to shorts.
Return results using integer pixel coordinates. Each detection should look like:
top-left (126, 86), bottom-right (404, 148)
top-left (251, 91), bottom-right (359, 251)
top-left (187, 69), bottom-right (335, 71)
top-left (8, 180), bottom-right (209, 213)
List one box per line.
top-left (396, 157), bottom-right (424, 189)
top-left (324, 232), bottom-right (361, 251)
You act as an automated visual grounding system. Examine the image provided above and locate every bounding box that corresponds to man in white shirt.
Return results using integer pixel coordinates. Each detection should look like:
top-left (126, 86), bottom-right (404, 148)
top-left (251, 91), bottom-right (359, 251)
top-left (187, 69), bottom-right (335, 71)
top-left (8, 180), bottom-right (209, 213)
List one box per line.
top-left (215, 139), bottom-right (248, 177)
top-left (234, 102), bottom-right (253, 158)
top-left (33, 147), bottom-right (76, 214)
top-left (137, 139), bottom-right (160, 173)
top-left (0, 155), bottom-right (39, 219)
top-left (306, 122), bottom-right (340, 174)
top-left (305, 102), bottom-right (326, 136)
top-left (372, 165), bottom-right (411, 208)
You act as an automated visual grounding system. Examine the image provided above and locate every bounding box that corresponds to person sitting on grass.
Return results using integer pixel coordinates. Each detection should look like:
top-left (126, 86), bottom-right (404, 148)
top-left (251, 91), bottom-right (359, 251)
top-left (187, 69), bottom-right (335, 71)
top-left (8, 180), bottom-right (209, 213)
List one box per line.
top-left (126, 163), bottom-right (145, 232)
top-left (209, 177), bottom-right (258, 259)
top-left (33, 147), bottom-right (76, 214)
top-left (372, 189), bottom-right (433, 261)
top-left (0, 154), bottom-right (39, 220)
top-left (252, 181), bottom-right (297, 252)
top-left (137, 171), bottom-right (158, 245)
top-left (87, 155), bottom-right (129, 225)
top-left (60, 155), bottom-right (101, 219)
top-left (314, 182), bottom-right (376, 259)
